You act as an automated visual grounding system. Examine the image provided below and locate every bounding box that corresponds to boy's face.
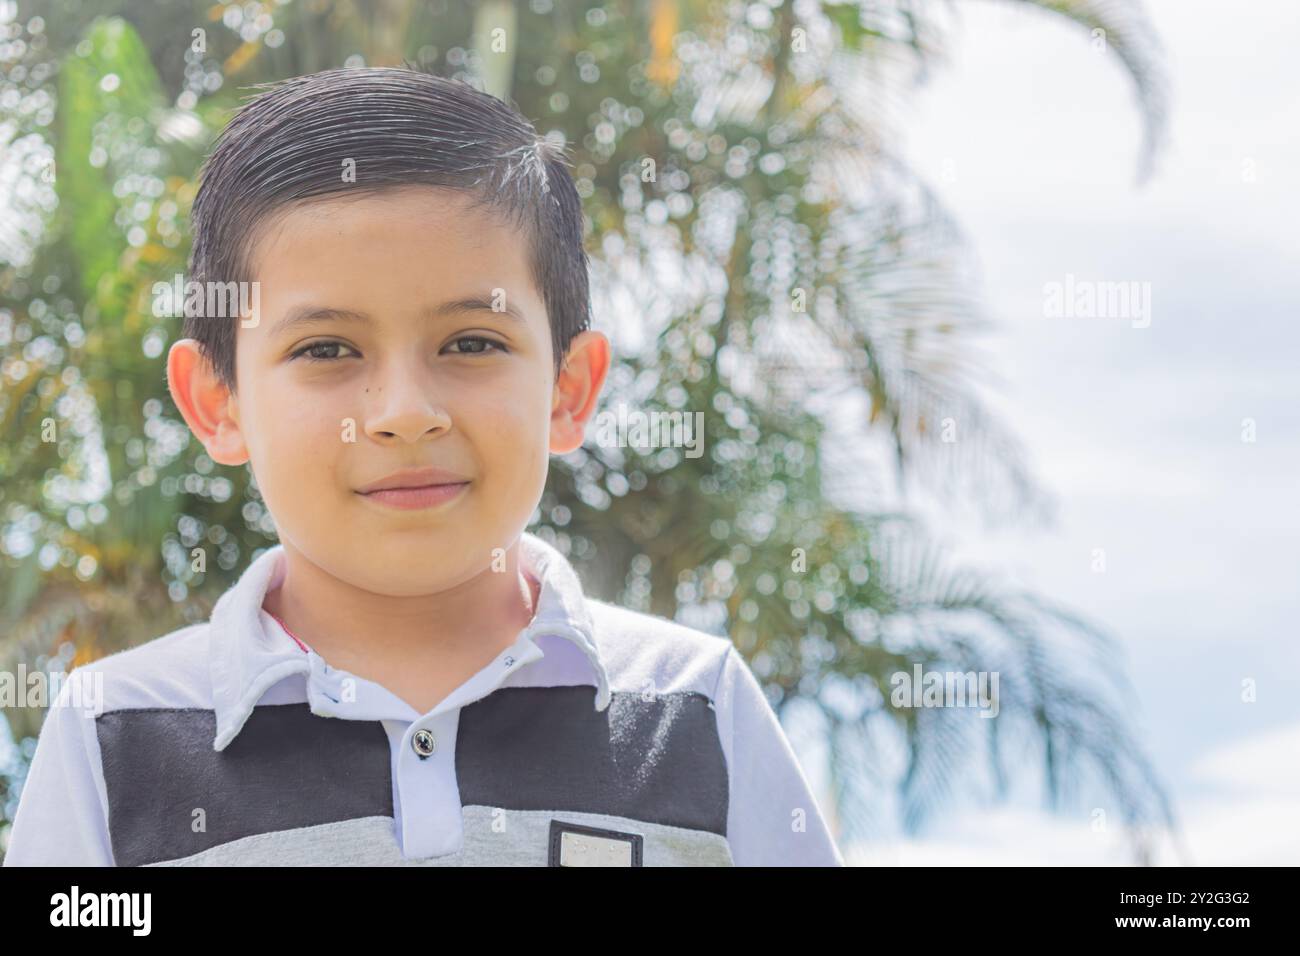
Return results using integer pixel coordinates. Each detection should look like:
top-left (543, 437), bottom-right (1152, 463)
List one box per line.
top-left (169, 185), bottom-right (607, 596)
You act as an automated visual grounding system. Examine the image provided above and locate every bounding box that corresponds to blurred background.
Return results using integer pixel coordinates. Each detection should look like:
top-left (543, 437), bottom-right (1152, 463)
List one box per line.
top-left (1, 0), bottom-right (1295, 865)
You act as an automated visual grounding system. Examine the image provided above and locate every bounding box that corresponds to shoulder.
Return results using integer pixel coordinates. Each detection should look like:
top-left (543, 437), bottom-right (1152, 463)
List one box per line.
top-left (585, 598), bottom-right (734, 701)
top-left (68, 621), bottom-right (215, 714)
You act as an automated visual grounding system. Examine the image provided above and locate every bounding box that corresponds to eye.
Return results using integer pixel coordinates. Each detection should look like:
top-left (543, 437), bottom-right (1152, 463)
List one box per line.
top-left (291, 340), bottom-right (359, 362)
top-left (445, 336), bottom-right (508, 355)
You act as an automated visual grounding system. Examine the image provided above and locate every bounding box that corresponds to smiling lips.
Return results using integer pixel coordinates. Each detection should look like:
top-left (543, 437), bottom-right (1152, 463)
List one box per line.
top-left (355, 467), bottom-right (471, 510)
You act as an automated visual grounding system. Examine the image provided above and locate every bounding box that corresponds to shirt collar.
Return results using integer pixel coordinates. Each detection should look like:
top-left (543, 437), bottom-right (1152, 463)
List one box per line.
top-left (208, 531), bottom-right (611, 751)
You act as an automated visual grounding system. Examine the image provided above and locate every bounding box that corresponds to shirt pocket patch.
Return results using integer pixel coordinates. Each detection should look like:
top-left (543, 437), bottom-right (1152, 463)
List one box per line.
top-left (548, 819), bottom-right (644, 866)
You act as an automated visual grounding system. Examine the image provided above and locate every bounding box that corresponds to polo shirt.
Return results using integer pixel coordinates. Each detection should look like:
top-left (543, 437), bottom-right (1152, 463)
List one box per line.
top-left (3, 531), bottom-right (844, 867)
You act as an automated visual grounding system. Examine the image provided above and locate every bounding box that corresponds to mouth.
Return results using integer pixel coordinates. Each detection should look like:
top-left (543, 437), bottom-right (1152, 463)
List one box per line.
top-left (355, 481), bottom-right (470, 511)
top-left (354, 467), bottom-right (472, 511)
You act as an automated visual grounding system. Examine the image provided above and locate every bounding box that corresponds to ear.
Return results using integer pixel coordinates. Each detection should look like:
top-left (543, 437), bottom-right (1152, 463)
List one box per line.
top-left (166, 339), bottom-right (249, 466)
top-left (550, 330), bottom-right (610, 455)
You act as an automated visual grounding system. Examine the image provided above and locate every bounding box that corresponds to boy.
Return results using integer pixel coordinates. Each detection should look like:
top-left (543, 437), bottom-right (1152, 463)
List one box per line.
top-left (3, 68), bottom-right (843, 866)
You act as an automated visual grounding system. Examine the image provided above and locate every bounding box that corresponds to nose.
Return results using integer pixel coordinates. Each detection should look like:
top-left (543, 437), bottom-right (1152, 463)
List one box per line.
top-left (362, 362), bottom-right (452, 444)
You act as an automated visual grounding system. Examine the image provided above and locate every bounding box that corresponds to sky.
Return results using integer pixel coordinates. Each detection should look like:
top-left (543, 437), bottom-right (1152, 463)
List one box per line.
top-left (824, 0), bottom-right (1299, 864)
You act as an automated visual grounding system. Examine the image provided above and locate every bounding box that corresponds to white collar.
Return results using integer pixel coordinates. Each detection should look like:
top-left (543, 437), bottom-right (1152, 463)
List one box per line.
top-left (208, 532), bottom-right (611, 751)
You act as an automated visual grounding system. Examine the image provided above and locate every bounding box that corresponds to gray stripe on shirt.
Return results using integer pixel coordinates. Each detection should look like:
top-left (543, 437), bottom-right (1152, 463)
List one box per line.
top-left (145, 806), bottom-right (734, 866)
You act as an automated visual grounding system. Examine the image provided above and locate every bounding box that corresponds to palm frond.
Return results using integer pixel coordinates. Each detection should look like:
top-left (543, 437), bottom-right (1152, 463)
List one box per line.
top-left (985, 0), bottom-right (1170, 182)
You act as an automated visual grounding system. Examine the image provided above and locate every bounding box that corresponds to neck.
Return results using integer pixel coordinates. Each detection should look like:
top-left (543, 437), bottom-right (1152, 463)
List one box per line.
top-left (261, 537), bottom-right (540, 671)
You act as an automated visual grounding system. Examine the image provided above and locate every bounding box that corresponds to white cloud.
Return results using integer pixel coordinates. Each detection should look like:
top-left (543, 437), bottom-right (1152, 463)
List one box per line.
top-left (844, 723), bottom-right (1300, 865)
top-left (1190, 721), bottom-right (1300, 797)
top-left (846, 805), bottom-right (1131, 866)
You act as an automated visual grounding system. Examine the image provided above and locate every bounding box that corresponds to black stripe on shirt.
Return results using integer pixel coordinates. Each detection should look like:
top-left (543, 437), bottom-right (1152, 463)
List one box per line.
top-left (95, 686), bottom-right (728, 865)
top-left (97, 703), bottom-right (393, 867)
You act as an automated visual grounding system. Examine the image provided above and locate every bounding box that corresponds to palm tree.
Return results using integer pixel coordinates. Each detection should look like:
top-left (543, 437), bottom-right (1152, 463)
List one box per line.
top-left (0, 0), bottom-right (1176, 863)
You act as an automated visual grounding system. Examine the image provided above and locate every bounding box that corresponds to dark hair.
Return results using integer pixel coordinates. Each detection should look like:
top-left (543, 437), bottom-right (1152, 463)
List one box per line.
top-left (184, 66), bottom-right (591, 391)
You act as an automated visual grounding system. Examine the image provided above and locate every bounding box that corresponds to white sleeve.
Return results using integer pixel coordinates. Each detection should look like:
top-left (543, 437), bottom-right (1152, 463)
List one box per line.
top-left (712, 644), bottom-right (844, 866)
top-left (3, 669), bottom-right (115, 866)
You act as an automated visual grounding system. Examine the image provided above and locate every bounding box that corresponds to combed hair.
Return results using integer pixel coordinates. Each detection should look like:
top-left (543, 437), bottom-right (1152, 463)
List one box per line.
top-left (185, 66), bottom-right (591, 389)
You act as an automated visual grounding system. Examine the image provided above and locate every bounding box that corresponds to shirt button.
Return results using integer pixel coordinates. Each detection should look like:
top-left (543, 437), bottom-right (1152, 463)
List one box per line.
top-left (412, 729), bottom-right (436, 759)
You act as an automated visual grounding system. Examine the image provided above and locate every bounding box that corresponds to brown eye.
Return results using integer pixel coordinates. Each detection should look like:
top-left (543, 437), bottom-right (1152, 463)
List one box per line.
top-left (447, 336), bottom-right (507, 355)
top-left (292, 341), bottom-right (357, 362)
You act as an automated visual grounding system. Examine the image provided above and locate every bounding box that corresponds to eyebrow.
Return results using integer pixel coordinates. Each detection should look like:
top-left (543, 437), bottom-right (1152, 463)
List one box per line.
top-left (270, 294), bottom-right (526, 338)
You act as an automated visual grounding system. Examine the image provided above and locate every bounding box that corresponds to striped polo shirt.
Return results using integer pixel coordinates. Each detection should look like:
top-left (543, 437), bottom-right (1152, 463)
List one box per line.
top-left (3, 532), bottom-right (844, 867)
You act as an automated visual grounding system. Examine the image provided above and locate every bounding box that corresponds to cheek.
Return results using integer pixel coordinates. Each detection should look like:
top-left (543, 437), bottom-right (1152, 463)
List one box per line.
top-left (467, 383), bottom-right (551, 478)
top-left (245, 380), bottom-right (347, 487)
